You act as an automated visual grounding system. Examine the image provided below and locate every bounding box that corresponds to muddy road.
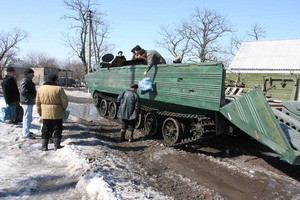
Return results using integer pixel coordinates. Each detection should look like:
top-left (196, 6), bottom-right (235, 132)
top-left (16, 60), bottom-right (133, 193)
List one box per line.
top-left (2, 89), bottom-right (299, 199)
top-left (66, 90), bottom-right (300, 199)
top-left (75, 113), bottom-right (300, 200)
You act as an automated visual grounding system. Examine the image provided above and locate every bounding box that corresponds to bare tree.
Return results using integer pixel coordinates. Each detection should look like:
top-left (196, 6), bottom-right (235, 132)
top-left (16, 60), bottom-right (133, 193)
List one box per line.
top-left (93, 20), bottom-right (115, 64)
top-left (229, 24), bottom-right (267, 57)
top-left (61, 59), bottom-right (85, 82)
top-left (247, 24), bottom-right (266, 40)
top-left (156, 25), bottom-right (192, 62)
top-left (63, 0), bottom-right (113, 74)
top-left (0, 28), bottom-right (28, 70)
top-left (228, 35), bottom-right (244, 56)
top-left (25, 51), bottom-right (58, 68)
top-left (183, 8), bottom-right (233, 62)
top-left (1, 51), bottom-right (17, 67)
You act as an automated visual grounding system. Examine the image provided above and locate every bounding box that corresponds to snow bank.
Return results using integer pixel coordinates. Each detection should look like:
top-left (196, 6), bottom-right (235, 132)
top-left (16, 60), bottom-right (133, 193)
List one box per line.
top-left (76, 172), bottom-right (118, 200)
top-left (0, 93), bottom-right (171, 199)
top-left (65, 90), bottom-right (92, 99)
top-left (55, 131), bottom-right (172, 200)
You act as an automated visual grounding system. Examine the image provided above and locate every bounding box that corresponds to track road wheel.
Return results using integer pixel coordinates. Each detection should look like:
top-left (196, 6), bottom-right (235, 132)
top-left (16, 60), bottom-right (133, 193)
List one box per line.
top-left (93, 93), bottom-right (100, 107)
top-left (135, 111), bottom-right (144, 129)
top-left (162, 118), bottom-right (182, 146)
top-left (99, 99), bottom-right (108, 116)
top-left (190, 121), bottom-right (203, 139)
top-left (144, 112), bottom-right (158, 136)
top-left (108, 102), bottom-right (118, 119)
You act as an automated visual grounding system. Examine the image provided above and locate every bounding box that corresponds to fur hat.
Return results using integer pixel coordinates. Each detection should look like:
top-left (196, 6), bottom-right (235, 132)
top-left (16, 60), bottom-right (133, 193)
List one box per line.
top-left (24, 68), bottom-right (34, 75)
top-left (47, 74), bottom-right (58, 82)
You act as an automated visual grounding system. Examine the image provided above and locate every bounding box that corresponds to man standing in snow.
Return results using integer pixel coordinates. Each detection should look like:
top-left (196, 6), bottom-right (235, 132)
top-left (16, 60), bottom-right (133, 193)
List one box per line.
top-left (36, 74), bottom-right (68, 151)
top-left (117, 84), bottom-right (140, 142)
top-left (20, 68), bottom-right (36, 139)
top-left (1, 67), bottom-right (20, 124)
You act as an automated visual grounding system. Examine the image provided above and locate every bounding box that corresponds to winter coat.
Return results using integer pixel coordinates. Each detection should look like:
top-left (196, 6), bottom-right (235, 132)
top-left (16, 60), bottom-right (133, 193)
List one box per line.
top-left (20, 78), bottom-right (36, 105)
top-left (111, 56), bottom-right (126, 67)
top-left (117, 89), bottom-right (140, 120)
top-left (1, 75), bottom-right (20, 104)
top-left (36, 82), bottom-right (69, 119)
top-left (145, 50), bottom-right (166, 73)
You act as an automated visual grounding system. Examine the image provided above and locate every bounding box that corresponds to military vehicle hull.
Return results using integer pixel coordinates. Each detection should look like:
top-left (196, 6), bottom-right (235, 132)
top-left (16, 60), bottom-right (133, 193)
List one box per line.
top-left (85, 62), bottom-right (300, 165)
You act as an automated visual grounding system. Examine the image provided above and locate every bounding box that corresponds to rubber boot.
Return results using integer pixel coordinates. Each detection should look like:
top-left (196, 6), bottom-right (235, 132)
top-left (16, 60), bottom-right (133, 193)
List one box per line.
top-left (120, 131), bottom-right (126, 142)
top-left (128, 131), bottom-right (134, 142)
top-left (53, 138), bottom-right (63, 151)
top-left (42, 139), bottom-right (48, 151)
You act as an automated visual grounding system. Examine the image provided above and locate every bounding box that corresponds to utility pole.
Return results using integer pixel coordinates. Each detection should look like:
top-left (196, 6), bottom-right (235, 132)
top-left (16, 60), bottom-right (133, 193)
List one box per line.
top-left (87, 10), bottom-right (92, 73)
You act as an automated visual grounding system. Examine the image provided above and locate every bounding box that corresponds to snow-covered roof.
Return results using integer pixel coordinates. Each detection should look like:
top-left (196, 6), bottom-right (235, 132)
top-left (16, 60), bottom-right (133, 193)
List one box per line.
top-left (228, 39), bottom-right (300, 73)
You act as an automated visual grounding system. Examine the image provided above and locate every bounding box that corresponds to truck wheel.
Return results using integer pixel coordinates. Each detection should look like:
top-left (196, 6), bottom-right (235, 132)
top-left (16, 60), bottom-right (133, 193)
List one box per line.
top-left (93, 93), bottom-right (100, 107)
top-left (162, 118), bottom-right (182, 146)
top-left (135, 111), bottom-right (144, 129)
top-left (99, 99), bottom-right (108, 116)
top-left (108, 102), bottom-right (118, 119)
top-left (144, 112), bottom-right (158, 136)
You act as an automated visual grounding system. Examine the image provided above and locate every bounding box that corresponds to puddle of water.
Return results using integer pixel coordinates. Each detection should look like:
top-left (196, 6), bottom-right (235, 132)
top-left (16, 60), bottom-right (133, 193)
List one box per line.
top-left (68, 103), bottom-right (100, 121)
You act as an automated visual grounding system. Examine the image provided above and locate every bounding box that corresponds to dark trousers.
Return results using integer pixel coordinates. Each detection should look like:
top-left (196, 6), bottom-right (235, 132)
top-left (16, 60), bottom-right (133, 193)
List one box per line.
top-left (42, 119), bottom-right (63, 139)
top-left (8, 102), bottom-right (19, 122)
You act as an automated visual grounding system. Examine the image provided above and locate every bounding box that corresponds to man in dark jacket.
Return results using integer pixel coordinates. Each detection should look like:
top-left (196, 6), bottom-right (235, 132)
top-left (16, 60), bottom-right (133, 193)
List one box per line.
top-left (1, 67), bottom-right (20, 124)
top-left (20, 68), bottom-right (36, 138)
top-left (117, 84), bottom-right (140, 142)
top-left (110, 51), bottom-right (126, 67)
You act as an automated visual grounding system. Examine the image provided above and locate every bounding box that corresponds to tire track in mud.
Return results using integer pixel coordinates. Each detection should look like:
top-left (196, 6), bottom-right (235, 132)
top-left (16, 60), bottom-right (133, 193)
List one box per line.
top-left (76, 116), bottom-right (300, 200)
top-left (67, 92), bottom-right (300, 199)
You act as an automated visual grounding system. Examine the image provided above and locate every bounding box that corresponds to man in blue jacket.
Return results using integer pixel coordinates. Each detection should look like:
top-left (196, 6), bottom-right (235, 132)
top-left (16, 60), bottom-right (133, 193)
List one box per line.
top-left (117, 84), bottom-right (140, 142)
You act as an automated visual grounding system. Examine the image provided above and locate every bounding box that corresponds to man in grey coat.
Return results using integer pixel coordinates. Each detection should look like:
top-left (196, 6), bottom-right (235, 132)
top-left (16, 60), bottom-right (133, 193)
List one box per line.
top-left (135, 49), bottom-right (166, 77)
top-left (117, 84), bottom-right (140, 142)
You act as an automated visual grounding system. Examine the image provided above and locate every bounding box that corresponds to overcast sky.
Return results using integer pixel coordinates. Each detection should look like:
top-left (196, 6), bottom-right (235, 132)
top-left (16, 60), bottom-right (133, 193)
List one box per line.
top-left (1, 0), bottom-right (300, 62)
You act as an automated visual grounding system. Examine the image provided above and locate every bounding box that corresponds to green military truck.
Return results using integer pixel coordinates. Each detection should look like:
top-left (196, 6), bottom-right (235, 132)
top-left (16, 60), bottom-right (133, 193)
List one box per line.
top-left (85, 59), bottom-right (300, 165)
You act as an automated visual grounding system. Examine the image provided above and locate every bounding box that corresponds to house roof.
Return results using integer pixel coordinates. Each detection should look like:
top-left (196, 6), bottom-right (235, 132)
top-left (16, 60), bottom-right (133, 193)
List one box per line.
top-left (6, 58), bottom-right (30, 68)
top-left (228, 39), bottom-right (300, 73)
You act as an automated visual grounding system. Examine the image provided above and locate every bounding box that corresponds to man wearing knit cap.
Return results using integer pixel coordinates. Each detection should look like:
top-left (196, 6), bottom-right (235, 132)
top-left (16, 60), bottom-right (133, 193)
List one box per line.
top-left (20, 68), bottom-right (36, 139)
top-left (1, 67), bottom-right (20, 124)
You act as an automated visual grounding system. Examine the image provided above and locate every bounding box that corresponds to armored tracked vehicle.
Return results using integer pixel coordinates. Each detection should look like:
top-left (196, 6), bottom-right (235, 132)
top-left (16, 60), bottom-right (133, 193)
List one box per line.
top-left (85, 58), bottom-right (300, 165)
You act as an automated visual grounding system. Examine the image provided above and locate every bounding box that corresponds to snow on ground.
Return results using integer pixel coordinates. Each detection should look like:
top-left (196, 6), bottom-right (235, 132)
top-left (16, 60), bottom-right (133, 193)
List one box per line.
top-left (64, 90), bottom-right (92, 99)
top-left (0, 94), bottom-right (171, 200)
